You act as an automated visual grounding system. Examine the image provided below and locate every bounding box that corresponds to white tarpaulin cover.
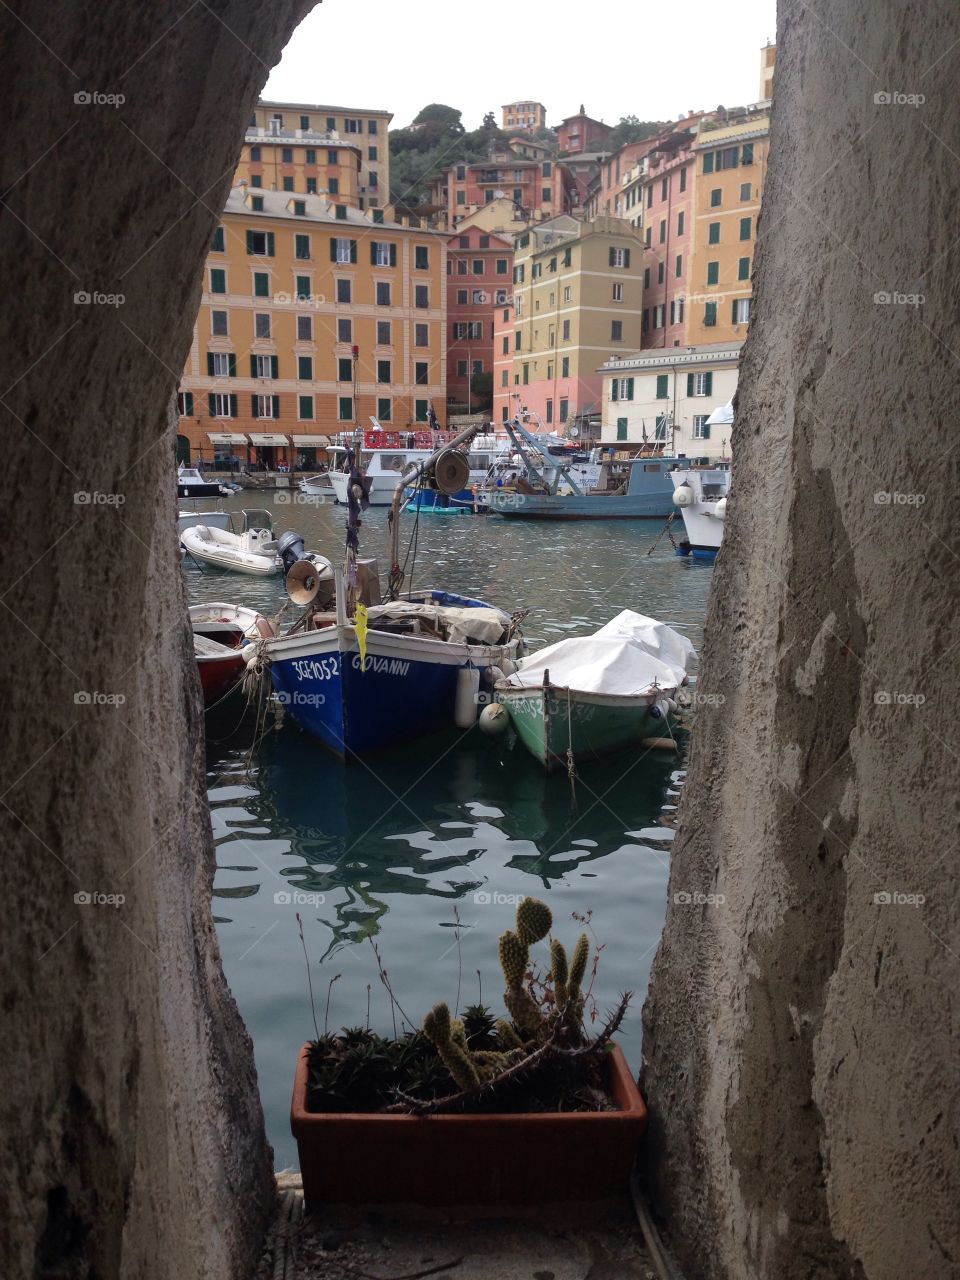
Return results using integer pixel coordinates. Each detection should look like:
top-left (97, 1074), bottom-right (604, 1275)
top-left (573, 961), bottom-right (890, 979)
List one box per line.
top-left (504, 610), bottom-right (695, 698)
top-left (706, 400), bottom-right (734, 426)
top-left (368, 602), bottom-right (507, 646)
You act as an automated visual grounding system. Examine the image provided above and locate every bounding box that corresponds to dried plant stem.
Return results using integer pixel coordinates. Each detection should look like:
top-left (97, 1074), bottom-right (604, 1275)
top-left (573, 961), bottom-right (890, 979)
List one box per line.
top-left (369, 937), bottom-right (415, 1036)
top-left (324, 973), bottom-right (341, 1036)
top-left (296, 912), bottom-right (320, 1042)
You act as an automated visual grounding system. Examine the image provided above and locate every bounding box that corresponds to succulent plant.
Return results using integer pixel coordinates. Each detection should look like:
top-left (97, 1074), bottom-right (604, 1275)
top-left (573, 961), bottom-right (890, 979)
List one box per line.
top-left (516, 896), bottom-right (552, 945)
top-left (498, 930), bottom-right (528, 988)
top-left (569, 933), bottom-right (590, 993)
top-left (423, 1002), bottom-right (480, 1092)
top-left (550, 938), bottom-right (569, 1009)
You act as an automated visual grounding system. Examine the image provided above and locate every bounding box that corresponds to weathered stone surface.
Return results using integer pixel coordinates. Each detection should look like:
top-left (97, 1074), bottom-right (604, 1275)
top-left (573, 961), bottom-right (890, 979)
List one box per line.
top-left (0, 3), bottom-right (313, 1277)
top-left (643, 4), bottom-right (960, 1278)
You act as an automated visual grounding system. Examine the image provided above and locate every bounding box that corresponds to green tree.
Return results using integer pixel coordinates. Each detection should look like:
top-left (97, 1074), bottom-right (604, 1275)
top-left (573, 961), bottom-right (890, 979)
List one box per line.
top-left (470, 370), bottom-right (493, 410)
top-left (608, 115), bottom-right (661, 149)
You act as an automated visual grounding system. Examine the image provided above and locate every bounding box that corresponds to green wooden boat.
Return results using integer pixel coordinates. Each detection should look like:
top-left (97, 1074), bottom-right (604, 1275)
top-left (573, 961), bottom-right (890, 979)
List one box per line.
top-left (494, 610), bottom-right (694, 772)
top-left (497, 677), bottom-right (677, 772)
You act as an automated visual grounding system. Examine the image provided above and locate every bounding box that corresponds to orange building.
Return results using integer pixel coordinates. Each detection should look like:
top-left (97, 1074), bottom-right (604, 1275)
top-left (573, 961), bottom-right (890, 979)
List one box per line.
top-left (176, 188), bottom-right (446, 467)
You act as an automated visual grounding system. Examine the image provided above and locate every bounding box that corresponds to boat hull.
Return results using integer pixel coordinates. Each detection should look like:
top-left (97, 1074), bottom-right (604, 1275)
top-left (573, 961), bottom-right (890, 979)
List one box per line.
top-left (499, 686), bottom-right (672, 771)
top-left (197, 650), bottom-right (246, 705)
top-left (487, 491), bottom-right (675, 520)
top-left (180, 528), bottom-right (278, 576)
top-left (264, 622), bottom-right (520, 758)
top-left (177, 481), bottom-right (222, 498)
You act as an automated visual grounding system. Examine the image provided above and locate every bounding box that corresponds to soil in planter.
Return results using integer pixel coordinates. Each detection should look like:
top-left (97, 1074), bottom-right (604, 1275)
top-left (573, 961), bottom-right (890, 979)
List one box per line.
top-left (306, 1013), bottom-right (620, 1115)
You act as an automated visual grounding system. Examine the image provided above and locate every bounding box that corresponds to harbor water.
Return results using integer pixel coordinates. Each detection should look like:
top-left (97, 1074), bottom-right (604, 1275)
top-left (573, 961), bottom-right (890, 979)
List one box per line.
top-left (187, 494), bottom-right (715, 1168)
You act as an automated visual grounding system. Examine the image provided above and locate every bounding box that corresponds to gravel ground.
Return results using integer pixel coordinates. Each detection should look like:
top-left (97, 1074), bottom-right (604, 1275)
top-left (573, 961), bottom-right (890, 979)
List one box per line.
top-left (257, 1178), bottom-right (656, 1280)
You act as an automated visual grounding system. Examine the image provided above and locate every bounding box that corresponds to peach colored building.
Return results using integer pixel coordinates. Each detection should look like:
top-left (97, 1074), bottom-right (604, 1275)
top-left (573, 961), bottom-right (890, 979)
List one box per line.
top-left (638, 124), bottom-right (700, 349)
top-left (501, 100), bottom-right (546, 132)
top-left (445, 227), bottom-right (513, 408)
top-left (428, 153), bottom-right (573, 231)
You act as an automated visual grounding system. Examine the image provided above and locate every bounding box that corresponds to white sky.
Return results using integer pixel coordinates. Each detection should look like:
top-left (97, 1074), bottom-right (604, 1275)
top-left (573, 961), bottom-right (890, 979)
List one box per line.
top-left (263, 0), bottom-right (778, 131)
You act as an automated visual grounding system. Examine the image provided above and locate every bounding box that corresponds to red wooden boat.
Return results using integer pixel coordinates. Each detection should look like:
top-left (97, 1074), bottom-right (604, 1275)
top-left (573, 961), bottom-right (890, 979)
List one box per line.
top-left (189, 602), bottom-right (275, 707)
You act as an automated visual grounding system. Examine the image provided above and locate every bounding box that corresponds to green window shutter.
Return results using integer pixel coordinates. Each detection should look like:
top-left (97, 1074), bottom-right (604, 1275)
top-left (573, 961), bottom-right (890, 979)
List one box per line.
top-left (184, 392), bottom-right (194, 415)
top-left (206, 352), bottom-right (214, 376)
top-left (732, 298), bottom-right (738, 323)
top-left (738, 256), bottom-right (750, 280)
top-left (296, 275), bottom-right (310, 298)
top-left (251, 395), bottom-right (259, 418)
top-left (740, 217), bottom-right (752, 240)
top-left (617, 417), bottom-right (628, 441)
top-left (608, 247), bottom-right (616, 267)
top-left (228, 354), bottom-right (237, 378)
top-left (298, 356), bottom-right (311, 379)
top-left (272, 395), bottom-right (281, 419)
top-left (704, 372), bottom-right (713, 395)
top-left (611, 380), bottom-right (619, 402)
top-left (707, 261), bottom-right (719, 285)
top-left (703, 152), bottom-right (714, 173)
top-left (207, 393), bottom-right (216, 415)
top-left (370, 242), bottom-right (378, 265)
top-left (245, 230), bottom-right (254, 255)
top-left (702, 421), bottom-right (711, 439)
top-left (330, 239), bottom-right (337, 262)
top-left (229, 394), bottom-right (238, 418)
top-left (254, 272), bottom-right (269, 297)
top-left (687, 373), bottom-right (694, 396)
top-left (742, 143), bottom-right (754, 164)
top-left (299, 395), bottom-right (313, 419)
top-left (266, 232), bottom-right (275, 256)
top-left (210, 268), bottom-right (225, 293)
top-left (708, 223), bottom-right (720, 245)
top-left (626, 377), bottom-right (634, 400)
top-left (250, 355), bottom-right (257, 377)
top-left (656, 374), bottom-right (668, 399)
top-left (271, 355), bottom-right (279, 379)
top-left (623, 248), bottom-right (631, 267)
top-left (390, 243), bottom-right (397, 267)
top-left (350, 240), bottom-right (357, 264)
top-left (705, 302), bottom-right (717, 327)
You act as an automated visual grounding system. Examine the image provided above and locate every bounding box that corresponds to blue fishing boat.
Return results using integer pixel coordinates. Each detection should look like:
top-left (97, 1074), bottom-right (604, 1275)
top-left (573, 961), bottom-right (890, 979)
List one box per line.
top-left (485, 419), bottom-right (691, 521)
top-left (252, 425), bottom-right (526, 759)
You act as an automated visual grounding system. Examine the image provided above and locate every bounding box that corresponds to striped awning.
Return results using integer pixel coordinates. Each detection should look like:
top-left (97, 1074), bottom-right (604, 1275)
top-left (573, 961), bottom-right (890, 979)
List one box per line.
top-left (247, 433), bottom-right (289, 446)
top-left (290, 434), bottom-right (331, 447)
top-left (207, 432), bottom-right (246, 444)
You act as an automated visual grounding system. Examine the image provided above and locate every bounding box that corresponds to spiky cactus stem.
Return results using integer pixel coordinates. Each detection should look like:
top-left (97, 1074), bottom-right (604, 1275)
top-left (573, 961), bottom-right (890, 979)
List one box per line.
top-left (568, 933), bottom-right (590, 994)
top-left (498, 930), bottom-right (528, 988)
top-left (504, 985), bottom-right (542, 1036)
top-left (550, 939), bottom-right (569, 1009)
top-left (423, 1002), bottom-right (480, 1091)
top-left (495, 1018), bottom-right (524, 1050)
top-left (515, 897), bottom-right (552, 945)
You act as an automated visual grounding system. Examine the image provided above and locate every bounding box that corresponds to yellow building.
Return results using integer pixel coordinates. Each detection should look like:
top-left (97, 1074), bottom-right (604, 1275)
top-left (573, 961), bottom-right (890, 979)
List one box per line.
top-left (501, 101), bottom-right (547, 133)
top-left (176, 188), bottom-right (446, 464)
top-left (685, 117), bottom-right (769, 345)
top-left (493, 214), bottom-right (644, 427)
top-left (760, 43), bottom-right (777, 101)
top-left (244, 101), bottom-right (392, 210)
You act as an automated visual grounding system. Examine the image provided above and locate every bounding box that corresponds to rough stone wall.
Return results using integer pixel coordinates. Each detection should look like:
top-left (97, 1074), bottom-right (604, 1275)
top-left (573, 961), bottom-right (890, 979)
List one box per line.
top-left (0, 4), bottom-right (313, 1277)
top-left (643, 3), bottom-right (960, 1278)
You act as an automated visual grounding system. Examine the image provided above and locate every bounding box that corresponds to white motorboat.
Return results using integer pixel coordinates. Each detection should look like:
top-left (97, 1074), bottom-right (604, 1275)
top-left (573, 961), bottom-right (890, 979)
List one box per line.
top-left (189, 602), bottom-right (277, 705)
top-left (671, 465), bottom-right (731, 559)
top-left (177, 465), bottom-right (235, 499)
top-left (327, 428), bottom-right (510, 506)
top-left (180, 508), bottom-right (283, 576)
top-left (299, 472), bottom-right (335, 499)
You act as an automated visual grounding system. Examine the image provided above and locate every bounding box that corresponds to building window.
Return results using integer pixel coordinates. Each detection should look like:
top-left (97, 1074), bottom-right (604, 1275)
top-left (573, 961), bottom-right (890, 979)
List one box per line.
top-left (177, 391), bottom-right (194, 416)
top-left (246, 229), bottom-right (274, 256)
top-left (210, 267), bottom-right (226, 294)
top-left (679, 167), bottom-right (687, 192)
top-left (297, 314), bottom-right (312, 340)
top-left (676, 254), bottom-right (683, 278)
top-left (337, 279), bottom-right (352, 304)
top-left (740, 182), bottom-right (751, 201)
top-left (738, 256), bottom-right (751, 281)
top-left (733, 297), bottom-right (752, 323)
top-left (338, 396), bottom-right (353, 420)
top-left (377, 320), bottom-right (391, 345)
top-left (612, 282), bottom-right (623, 302)
top-left (561, 356), bottom-right (569, 378)
top-left (415, 285), bottom-right (429, 308)
top-left (282, 176), bottom-right (294, 192)
top-left (501, 335), bottom-right (509, 354)
top-left (616, 416), bottom-right (628, 441)
top-left (250, 175), bottom-right (262, 189)
top-left (337, 317), bottom-right (352, 343)
top-left (669, 298), bottom-right (685, 324)
top-left (740, 216), bottom-right (753, 241)
top-left (253, 271), bottom-right (269, 297)
top-left (643, 267), bottom-right (651, 289)
top-left (371, 240), bottom-right (395, 267)
top-left (742, 143), bottom-right (754, 165)
top-left (611, 320), bottom-right (623, 341)
top-left (612, 378), bottom-right (635, 402)
top-left (337, 357), bottom-right (353, 381)
top-left (659, 219), bottom-right (666, 244)
top-left (692, 372), bottom-right (715, 397)
top-left (376, 359), bottom-right (391, 384)
top-left (297, 355), bottom-right (312, 379)
top-left (368, 120), bottom-right (378, 134)
top-left (657, 262), bottom-right (665, 284)
top-left (563, 285), bottom-right (571, 302)
top-left (415, 323), bottom-right (429, 347)
top-left (211, 309), bottom-right (228, 335)
top-left (306, 177), bottom-right (317, 194)
top-left (693, 414), bottom-right (709, 439)
top-left (305, 148), bottom-right (316, 164)
top-left (376, 281), bottom-right (391, 306)
top-left (609, 246), bottom-right (630, 268)
top-left (253, 393), bottom-right (276, 419)
top-left (415, 361), bottom-right (429, 385)
top-left (211, 226), bottom-right (225, 253)
top-left (708, 222), bottom-right (721, 245)
top-left (545, 398), bottom-right (553, 423)
top-left (655, 374), bottom-right (669, 399)
top-left (210, 352), bottom-right (232, 377)
top-left (377, 397), bottom-right (391, 421)
top-left (496, 258), bottom-right (508, 274)
top-left (559, 398), bottom-right (568, 422)
top-left (457, 359), bottom-right (468, 377)
top-left (250, 145), bottom-right (261, 161)
top-left (645, 226), bottom-right (652, 248)
top-left (710, 188), bottom-right (722, 207)
top-left (646, 186), bottom-right (654, 208)
top-left (210, 393), bottom-right (234, 418)
top-left (254, 313), bottom-right (270, 338)
top-left (414, 245), bottom-right (430, 269)
top-left (707, 261), bottom-right (719, 285)
top-left (252, 353), bottom-right (275, 378)
top-left (468, 259), bottom-right (482, 276)
top-left (298, 394), bottom-right (314, 420)
top-left (653, 304), bottom-right (666, 328)
top-left (562, 319), bottom-right (570, 341)
top-left (332, 236), bottom-right (355, 264)
top-left (457, 289), bottom-right (468, 304)
top-left (415, 399), bottom-right (429, 422)
top-left (368, 146), bottom-right (378, 161)
top-left (501, 370), bottom-right (508, 386)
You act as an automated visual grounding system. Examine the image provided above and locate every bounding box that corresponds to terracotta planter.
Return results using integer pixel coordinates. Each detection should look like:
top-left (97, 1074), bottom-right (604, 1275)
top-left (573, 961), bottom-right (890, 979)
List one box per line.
top-left (291, 1042), bottom-right (647, 1207)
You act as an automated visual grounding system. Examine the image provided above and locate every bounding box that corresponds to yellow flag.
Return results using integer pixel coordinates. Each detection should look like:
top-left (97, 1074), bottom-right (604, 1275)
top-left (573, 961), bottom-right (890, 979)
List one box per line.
top-left (355, 602), bottom-right (368, 672)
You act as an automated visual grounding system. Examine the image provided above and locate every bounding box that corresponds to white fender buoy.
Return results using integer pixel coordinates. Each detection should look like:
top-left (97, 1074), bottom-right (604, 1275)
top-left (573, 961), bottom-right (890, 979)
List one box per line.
top-left (455, 667), bottom-right (480, 729)
top-left (674, 481), bottom-right (694, 507)
top-left (479, 702), bottom-right (509, 736)
top-left (484, 666), bottom-right (505, 687)
top-left (499, 658), bottom-right (519, 676)
top-left (715, 497), bottom-right (727, 519)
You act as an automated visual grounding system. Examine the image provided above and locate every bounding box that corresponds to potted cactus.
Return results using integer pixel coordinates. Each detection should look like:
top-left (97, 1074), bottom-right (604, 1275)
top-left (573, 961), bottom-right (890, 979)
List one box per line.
top-left (291, 898), bottom-right (647, 1207)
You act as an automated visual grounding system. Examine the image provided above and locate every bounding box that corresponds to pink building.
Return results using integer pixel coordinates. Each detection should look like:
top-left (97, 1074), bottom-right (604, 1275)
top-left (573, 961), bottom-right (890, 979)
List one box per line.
top-left (445, 228), bottom-right (513, 408)
top-left (639, 126), bottom-right (699, 349)
top-left (556, 107), bottom-right (613, 156)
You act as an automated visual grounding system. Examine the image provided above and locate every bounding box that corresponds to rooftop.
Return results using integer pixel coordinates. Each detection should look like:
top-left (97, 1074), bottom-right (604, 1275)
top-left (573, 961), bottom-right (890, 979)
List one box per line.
top-left (600, 342), bottom-right (744, 372)
top-left (259, 98), bottom-right (392, 119)
top-left (223, 187), bottom-right (442, 233)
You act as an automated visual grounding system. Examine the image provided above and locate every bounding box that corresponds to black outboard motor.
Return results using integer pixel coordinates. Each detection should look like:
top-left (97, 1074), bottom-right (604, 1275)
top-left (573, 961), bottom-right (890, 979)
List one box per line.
top-left (277, 530), bottom-right (308, 575)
